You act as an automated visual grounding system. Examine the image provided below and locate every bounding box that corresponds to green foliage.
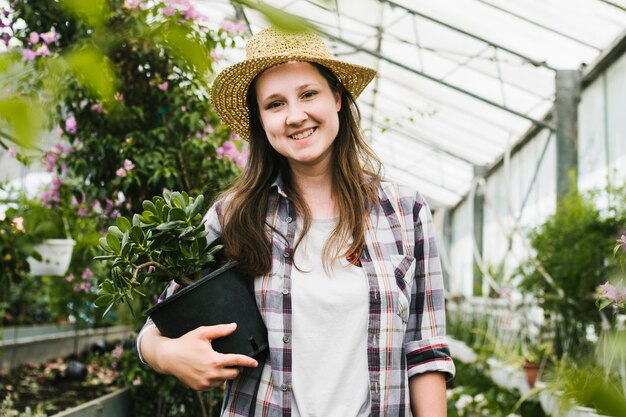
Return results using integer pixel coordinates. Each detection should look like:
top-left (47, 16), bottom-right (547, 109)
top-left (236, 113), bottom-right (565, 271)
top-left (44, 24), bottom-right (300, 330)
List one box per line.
top-left (7, 0), bottom-right (245, 214)
top-left (447, 361), bottom-right (542, 417)
top-left (515, 191), bottom-right (624, 359)
top-left (95, 190), bottom-right (222, 315)
top-left (112, 338), bottom-right (223, 417)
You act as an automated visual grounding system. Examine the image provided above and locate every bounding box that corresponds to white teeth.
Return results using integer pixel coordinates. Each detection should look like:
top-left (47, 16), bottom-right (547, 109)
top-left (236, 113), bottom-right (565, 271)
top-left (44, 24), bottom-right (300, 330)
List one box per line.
top-left (290, 128), bottom-right (315, 140)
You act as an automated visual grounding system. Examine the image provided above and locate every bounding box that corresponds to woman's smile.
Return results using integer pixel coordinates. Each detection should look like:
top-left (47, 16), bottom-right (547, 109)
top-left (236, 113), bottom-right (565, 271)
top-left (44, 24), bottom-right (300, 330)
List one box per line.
top-left (255, 61), bottom-right (341, 169)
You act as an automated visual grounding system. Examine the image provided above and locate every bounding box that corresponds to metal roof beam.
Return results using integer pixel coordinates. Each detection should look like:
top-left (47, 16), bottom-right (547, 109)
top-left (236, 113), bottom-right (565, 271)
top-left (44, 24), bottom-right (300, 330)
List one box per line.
top-left (473, 0), bottom-right (602, 51)
top-left (370, 121), bottom-right (478, 167)
top-left (377, 0), bottom-right (559, 71)
top-left (322, 30), bottom-right (557, 131)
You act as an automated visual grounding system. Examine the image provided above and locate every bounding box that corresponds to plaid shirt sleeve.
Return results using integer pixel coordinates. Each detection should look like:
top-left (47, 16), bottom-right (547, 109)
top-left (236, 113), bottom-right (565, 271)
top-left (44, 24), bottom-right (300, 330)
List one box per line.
top-left (404, 191), bottom-right (455, 380)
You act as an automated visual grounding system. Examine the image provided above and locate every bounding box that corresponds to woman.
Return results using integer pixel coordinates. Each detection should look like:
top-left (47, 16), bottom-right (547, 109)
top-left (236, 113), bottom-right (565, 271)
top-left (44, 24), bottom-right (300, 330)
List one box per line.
top-left (138, 27), bottom-right (455, 417)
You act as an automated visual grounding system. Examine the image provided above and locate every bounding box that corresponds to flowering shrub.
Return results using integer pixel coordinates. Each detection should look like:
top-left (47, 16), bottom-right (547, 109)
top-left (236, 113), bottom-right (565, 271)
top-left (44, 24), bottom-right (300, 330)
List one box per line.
top-left (596, 234), bottom-right (626, 311)
top-left (8, 0), bottom-right (247, 216)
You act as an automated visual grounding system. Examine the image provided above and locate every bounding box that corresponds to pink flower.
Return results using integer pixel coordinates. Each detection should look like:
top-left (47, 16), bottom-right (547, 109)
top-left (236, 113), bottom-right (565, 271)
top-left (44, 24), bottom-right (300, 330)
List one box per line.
top-left (40, 31), bottom-right (58, 44)
top-left (112, 345), bottom-right (124, 359)
top-left (230, 132), bottom-right (241, 141)
top-left (92, 200), bottom-right (102, 211)
top-left (147, 265), bottom-right (156, 273)
top-left (204, 125), bottom-right (214, 133)
top-left (71, 195), bottom-right (79, 206)
top-left (83, 282), bottom-right (91, 292)
top-left (12, 216), bottom-right (24, 232)
top-left (23, 48), bottom-right (36, 61)
top-left (210, 50), bottom-right (224, 61)
top-left (183, 6), bottom-right (201, 20)
top-left (1, 34), bottom-right (11, 46)
top-left (55, 126), bottom-right (64, 136)
top-left (157, 81), bottom-right (168, 91)
top-left (65, 273), bottom-right (75, 282)
top-left (74, 139), bottom-right (84, 150)
top-left (116, 168), bottom-right (127, 177)
top-left (81, 268), bottom-right (94, 280)
top-left (180, 105), bottom-right (186, 112)
top-left (123, 0), bottom-right (141, 9)
top-left (114, 92), bottom-right (124, 101)
top-left (29, 32), bottom-right (39, 44)
top-left (215, 146), bottom-right (224, 159)
top-left (618, 235), bottom-right (626, 251)
top-left (36, 44), bottom-right (49, 57)
top-left (598, 282), bottom-right (619, 302)
top-left (163, 5), bottom-right (176, 16)
top-left (122, 159), bottom-right (135, 170)
top-left (6, 148), bottom-right (16, 158)
top-left (42, 152), bottom-right (59, 172)
top-left (77, 207), bottom-right (90, 217)
top-left (91, 102), bottom-right (103, 113)
top-left (65, 116), bottom-right (77, 134)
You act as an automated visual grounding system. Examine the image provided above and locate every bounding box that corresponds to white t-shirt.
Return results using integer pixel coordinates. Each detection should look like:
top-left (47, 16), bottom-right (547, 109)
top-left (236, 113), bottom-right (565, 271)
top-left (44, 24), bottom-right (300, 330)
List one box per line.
top-left (290, 217), bottom-right (371, 417)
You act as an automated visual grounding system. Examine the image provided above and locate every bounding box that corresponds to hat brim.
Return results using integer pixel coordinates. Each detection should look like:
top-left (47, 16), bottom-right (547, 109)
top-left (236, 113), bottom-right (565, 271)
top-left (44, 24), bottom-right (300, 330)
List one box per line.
top-left (210, 55), bottom-right (377, 141)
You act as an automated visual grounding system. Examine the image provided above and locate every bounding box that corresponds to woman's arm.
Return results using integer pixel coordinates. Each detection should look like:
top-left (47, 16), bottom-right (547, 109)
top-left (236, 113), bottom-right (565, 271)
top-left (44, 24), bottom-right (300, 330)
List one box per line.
top-left (409, 371), bottom-right (447, 417)
top-left (140, 323), bottom-right (258, 390)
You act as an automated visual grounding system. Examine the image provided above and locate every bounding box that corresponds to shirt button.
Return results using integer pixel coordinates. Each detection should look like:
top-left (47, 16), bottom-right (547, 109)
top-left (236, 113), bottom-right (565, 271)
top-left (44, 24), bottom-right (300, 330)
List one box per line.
top-left (283, 335), bottom-right (289, 343)
top-left (280, 383), bottom-right (289, 391)
top-left (286, 216), bottom-right (293, 223)
top-left (282, 288), bottom-right (289, 295)
top-left (283, 250), bottom-right (290, 258)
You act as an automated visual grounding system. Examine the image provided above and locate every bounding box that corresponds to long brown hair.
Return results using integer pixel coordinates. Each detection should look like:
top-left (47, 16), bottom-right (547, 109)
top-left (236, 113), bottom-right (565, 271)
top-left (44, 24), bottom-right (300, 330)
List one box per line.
top-left (219, 63), bottom-right (382, 277)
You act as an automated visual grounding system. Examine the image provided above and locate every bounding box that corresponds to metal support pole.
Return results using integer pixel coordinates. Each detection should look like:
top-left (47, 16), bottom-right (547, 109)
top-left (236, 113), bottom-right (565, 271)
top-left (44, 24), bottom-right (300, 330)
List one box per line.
top-left (555, 70), bottom-right (581, 204)
top-left (472, 165), bottom-right (487, 296)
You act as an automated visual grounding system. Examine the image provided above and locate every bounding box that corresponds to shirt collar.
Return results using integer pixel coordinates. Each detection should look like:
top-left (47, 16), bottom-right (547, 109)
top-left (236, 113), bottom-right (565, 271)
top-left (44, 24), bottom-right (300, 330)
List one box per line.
top-left (270, 174), bottom-right (289, 199)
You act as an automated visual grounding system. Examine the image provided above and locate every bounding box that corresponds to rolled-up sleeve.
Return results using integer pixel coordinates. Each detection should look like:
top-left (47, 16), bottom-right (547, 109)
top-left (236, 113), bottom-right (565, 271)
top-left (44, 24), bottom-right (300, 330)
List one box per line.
top-left (404, 193), bottom-right (455, 380)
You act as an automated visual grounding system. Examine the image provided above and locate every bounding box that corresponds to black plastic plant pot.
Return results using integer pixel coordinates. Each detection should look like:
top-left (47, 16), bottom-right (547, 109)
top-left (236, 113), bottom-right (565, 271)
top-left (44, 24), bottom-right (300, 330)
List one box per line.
top-left (145, 262), bottom-right (268, 360)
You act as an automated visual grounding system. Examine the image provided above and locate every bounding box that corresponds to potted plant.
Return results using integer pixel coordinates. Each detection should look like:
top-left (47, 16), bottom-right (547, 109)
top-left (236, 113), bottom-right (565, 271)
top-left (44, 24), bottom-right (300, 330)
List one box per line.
top-left (94, 190), bottom-right (267, 359)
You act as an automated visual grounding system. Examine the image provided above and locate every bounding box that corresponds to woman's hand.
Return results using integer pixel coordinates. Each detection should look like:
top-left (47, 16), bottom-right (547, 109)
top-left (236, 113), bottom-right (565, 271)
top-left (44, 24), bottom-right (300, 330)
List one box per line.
top-left (140, 323), bottom-right (259, 390)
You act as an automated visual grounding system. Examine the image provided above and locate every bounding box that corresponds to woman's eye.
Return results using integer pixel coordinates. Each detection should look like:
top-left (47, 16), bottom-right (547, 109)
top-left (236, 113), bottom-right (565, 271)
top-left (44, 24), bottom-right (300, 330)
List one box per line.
top-left (266, 101), bottom-right (282, 110)
top-left (302, 91), bottom-right (317, 99)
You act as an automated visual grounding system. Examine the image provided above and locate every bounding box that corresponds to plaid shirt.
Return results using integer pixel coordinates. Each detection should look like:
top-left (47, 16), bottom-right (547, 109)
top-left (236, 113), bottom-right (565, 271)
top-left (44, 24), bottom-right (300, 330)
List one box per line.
top-left (139, 177), bottom-right (455, 417)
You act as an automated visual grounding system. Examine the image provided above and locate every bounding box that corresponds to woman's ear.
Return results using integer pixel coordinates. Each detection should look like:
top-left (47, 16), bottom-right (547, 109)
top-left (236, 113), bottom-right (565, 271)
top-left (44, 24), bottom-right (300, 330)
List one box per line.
top-left (335, 90), bottom-right (342, 112)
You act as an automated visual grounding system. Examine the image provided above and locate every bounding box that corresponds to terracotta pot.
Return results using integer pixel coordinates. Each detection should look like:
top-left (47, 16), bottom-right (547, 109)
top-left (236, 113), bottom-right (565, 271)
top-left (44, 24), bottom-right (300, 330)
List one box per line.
top-left (523, 360), bottom-right (542, 388)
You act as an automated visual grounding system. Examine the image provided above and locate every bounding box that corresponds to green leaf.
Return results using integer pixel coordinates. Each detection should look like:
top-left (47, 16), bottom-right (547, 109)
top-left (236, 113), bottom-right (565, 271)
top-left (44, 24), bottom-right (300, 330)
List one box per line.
top-left (187, 194), bottom-right (204, 217)
top-left (143, 200), bottom-right (158, 215)
top-left (98, 236), bottom-right (112, 252)
top-left (63, 48), bottom-right (118, 102)
top-left (169, 207), bottom-right (187, 222)
top-left (116, 216), bottom-right (132, 233)
top-left (108, 226), bottom-right (123, 238)
top-left (95, 294), bottom-right (114, 308)
top-left (234, 0), bottom-right (317, 33)
top-left (171, 192), bottom-right (185, 209)
top-left (60, 0), bottom-right (109, 28)
top-left (106, 232), bottom-right (121, 253)
top-left (0, 97), bottom-right (46, 149)
top-left (129, 225), bottom-right (143, 243)
top-left (156, 221), bottom-right (184, 231)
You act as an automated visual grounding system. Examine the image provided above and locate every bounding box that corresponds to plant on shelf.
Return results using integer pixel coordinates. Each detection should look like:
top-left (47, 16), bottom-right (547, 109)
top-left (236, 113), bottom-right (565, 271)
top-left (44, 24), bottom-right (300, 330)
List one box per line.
top-left (515, 191), bottom-right (624, 361)
top-left (94, 190), bottom-right (222, 315)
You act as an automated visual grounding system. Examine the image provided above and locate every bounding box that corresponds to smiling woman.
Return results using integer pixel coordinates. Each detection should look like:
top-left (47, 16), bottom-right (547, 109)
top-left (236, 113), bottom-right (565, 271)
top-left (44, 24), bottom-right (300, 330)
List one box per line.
top-left (137, 27), bottom-right (455, 417)
top-left (253, 62), bottom-right (342, 171)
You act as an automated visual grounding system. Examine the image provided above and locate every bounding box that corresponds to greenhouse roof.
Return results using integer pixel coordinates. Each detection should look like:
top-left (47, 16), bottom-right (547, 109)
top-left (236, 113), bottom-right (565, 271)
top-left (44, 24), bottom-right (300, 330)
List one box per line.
top-left (197, 0), bottom-right (626, 208)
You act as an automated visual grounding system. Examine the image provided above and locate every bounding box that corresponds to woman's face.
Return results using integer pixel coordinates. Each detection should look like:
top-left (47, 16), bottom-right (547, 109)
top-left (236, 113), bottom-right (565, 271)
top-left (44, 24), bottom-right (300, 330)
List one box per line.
top-left (255, 61), bottom-right (341, 171)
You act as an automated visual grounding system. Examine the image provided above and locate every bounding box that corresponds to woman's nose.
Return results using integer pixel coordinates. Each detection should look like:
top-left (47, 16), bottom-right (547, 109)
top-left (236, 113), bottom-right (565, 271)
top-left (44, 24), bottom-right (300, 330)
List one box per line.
top-left (285, 103), bottom-right (307, 126)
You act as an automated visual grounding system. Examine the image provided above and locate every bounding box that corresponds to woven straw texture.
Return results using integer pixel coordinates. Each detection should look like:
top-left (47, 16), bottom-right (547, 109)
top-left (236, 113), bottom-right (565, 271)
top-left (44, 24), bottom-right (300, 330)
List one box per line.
top-left (210, 27), bottom-right (377, 141)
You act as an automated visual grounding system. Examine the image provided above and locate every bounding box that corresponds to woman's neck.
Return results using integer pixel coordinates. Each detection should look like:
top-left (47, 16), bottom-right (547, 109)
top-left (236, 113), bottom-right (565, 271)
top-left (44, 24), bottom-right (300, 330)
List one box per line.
top-left (290, 164), bottom-right (336, 219)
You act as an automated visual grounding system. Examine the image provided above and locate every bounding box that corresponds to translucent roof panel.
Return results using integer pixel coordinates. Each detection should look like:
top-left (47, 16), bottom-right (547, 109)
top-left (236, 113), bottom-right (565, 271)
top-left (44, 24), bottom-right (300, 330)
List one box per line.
top-left (195, 0), bottom-right (626, 208)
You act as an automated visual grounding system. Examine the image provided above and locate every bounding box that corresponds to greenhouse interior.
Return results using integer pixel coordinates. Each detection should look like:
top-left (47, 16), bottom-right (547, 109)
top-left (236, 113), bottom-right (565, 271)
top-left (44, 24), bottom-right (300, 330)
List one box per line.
top-left (1, 0), bottom-right (626, 416)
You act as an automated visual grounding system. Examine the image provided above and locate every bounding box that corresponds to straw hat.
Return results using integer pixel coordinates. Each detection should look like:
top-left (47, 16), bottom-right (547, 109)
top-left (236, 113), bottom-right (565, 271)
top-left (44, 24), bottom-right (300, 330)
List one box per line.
top-left (210, 27), bottom-right (377, 141)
